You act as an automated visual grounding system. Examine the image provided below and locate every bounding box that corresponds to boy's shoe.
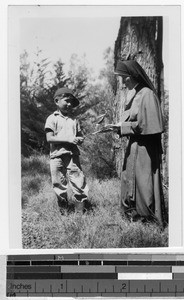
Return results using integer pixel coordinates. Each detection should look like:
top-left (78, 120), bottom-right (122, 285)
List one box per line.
top-left (67, 202), bottom-right (75, 214)
top-left (75, 200), bottom-right (85, 214)
top-left (83, 199), bottom-right (94, 212)
top-left (58, 199), bottom-right (68, 215)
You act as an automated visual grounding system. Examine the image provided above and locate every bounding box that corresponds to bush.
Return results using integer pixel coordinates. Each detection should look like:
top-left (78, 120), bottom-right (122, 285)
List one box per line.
top-left (21, 154), bottom-right (50, 174)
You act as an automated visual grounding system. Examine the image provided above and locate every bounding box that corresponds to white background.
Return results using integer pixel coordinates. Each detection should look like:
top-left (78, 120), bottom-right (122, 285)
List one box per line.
top-left (1, 0), bottom-right (184, 252)
top-left (0, 2), bottom-right (184, 300)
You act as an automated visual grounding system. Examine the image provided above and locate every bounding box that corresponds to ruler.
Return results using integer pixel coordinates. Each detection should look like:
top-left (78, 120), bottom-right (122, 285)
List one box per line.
top-left (6, 253), bottom-right (184, 297)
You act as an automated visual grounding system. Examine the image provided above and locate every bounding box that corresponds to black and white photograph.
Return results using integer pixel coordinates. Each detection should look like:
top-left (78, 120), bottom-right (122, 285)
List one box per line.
top-left (8, 5), bottom-right (182, 250)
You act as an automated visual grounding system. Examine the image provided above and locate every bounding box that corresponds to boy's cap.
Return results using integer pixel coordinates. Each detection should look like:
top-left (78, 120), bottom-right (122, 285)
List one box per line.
top-left (54, 87), bottom-right (79, 107)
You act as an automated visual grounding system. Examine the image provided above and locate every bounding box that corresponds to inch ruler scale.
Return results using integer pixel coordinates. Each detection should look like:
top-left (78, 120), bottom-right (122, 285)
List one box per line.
top-left (6, 253), bottom-right (184, 297)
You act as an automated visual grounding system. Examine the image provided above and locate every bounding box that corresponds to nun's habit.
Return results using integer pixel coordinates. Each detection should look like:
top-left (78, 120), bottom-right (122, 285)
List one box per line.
top-left (115, 60), bottom-right (166, 226)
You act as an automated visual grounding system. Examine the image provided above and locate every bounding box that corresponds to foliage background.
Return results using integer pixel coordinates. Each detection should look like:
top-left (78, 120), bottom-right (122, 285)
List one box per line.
top-left (20, 47), bottom-right (119, 178)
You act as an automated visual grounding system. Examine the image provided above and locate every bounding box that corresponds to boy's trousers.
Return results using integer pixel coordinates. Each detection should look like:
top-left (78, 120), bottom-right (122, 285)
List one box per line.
top-left (50, 154), bottom-right (88, 203)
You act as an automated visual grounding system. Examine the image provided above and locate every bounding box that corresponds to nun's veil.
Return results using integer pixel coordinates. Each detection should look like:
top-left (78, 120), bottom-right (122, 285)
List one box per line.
top-left (115, 60), bottom-right (157, 94)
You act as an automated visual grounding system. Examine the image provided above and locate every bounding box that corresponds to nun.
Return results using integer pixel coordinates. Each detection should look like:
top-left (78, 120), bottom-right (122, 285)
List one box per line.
top-left (109, 60), bottom-right (166, 226)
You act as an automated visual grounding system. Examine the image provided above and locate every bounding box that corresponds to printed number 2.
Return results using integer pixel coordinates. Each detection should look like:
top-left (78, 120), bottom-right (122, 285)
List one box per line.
top-left (121, 283), bottom-right (126, 291)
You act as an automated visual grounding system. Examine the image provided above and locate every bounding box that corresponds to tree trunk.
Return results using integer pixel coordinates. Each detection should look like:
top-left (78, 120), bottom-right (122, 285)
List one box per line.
top-left (113, 17), bottom-right (168, 186)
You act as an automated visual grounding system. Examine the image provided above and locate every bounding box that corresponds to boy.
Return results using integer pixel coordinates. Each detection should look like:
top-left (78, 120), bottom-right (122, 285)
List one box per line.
top-left (45, 87), bottom-right (89, 214)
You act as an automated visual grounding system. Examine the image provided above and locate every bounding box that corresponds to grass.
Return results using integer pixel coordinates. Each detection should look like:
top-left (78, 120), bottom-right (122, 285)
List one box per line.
top-left (22, 154), bottom-right (168, 249)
